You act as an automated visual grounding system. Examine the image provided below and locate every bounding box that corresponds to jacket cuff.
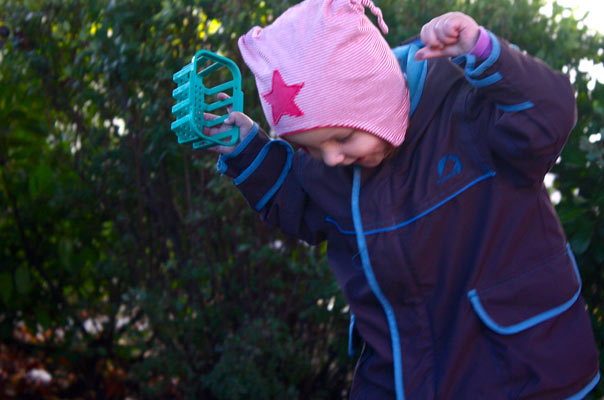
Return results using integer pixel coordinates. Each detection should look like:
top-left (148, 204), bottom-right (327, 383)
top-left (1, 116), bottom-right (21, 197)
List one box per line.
top-left (217, 123), bottom-right (263, 176)
top-left (452, 30), bottom-right (502, 87)
top-left (469, 26), bottom-right (492, 60)
top-left (452, 31), bottom-right (536, 112)
top-left (216, 123), bottom-right (294, 211)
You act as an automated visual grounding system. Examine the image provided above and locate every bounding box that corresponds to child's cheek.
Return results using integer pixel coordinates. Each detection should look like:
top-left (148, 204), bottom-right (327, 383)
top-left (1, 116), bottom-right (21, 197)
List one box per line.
top-left (282, 137), bottom-right (310, 155)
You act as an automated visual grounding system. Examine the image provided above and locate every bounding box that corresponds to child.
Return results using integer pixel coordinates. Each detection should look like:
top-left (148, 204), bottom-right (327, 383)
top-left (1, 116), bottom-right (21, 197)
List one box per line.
top-left (206, 0), bottom-right (600, 398)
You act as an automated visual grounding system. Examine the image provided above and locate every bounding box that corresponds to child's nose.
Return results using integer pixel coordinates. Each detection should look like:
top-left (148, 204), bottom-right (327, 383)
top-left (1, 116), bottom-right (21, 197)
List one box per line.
top-left (322, 148), bottom-right (345, 166)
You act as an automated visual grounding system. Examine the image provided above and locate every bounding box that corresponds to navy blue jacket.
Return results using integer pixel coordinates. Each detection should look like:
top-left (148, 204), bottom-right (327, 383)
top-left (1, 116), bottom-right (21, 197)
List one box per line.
top-left (217, 32), bottom-right (600, 399)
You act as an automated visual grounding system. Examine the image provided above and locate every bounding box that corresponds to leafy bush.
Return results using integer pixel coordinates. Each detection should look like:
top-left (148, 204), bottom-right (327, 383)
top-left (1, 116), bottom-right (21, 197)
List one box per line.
top-left (0, 0), bottom-right (602, 398)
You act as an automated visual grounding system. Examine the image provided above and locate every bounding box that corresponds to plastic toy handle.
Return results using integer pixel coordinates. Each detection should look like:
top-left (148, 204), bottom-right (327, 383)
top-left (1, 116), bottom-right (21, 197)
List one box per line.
top-left (171, 50), bottom-right (244, 150)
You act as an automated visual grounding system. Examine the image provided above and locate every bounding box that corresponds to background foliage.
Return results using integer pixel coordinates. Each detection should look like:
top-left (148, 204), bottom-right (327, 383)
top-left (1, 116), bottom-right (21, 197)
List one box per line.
top-left (0, 0), bottom-right (602, 398)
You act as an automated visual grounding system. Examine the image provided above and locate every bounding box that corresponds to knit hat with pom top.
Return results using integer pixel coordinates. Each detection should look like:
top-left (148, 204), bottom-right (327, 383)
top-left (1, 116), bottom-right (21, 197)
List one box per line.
top-left (238, 0), bottom-right (410, 146)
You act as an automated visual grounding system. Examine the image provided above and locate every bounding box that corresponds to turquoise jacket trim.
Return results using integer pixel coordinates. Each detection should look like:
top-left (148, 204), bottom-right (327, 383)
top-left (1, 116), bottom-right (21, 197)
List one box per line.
top-left (467, 243), bottom-right (581, 335)
top-left (217, 123), bottom-right (259, 174)
top-left (217, 121), bottom-right (293, 211)
top-left (254, 140), bottom-right (293, 211)
top-left (392, 40), bottom-right (427, 117)
top-left (466, 72), bottom-right (502, 88)
top-left (348, 314), bottom-right (356, 357)
top-left (464, 31), bottom-right (501, 77)
top-left (233, 138), bottom-right (271, 185)
top-left (566, 371), bottom-right (600, 400)
top-left (497, 101), bottom-right (535, 112)
top-left (326, 171), bottom-right (496, 235)
top-left (351, 167), bottom-right (405, 400)
top-left (452, 30), bottom-right (503, 88)
top-left (233, 136), bottom-right (292, 186)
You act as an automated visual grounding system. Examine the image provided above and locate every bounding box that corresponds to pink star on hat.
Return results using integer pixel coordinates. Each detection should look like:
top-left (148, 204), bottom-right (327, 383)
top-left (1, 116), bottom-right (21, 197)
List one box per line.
top-left (262, 70), bottom-right (304, 125)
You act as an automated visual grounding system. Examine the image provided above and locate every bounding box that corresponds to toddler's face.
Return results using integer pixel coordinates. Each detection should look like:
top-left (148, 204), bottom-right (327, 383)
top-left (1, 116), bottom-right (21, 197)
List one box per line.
top-left (285, 127), bottom-right (391, 168)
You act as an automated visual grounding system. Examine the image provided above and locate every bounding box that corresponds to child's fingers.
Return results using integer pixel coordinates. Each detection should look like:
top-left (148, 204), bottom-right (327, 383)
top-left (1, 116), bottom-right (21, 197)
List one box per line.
top-left (414, 47), bottom-right (446, 61)
top-left (417, 12), bottom-right (479, 60)
top-left (217, 92), bottom-right (233, 113)
top-left (435, 31), bottom-right (458, 46)
top-left (206, 144), bottom-right (231, 154)
top-left (203, 124), bottom-right (237, 154)
top-left (202, 112), bottom-right (229, 137)
top-left (434, 18), bottom-right (460, 45)
top-left (224, 111), bottom-right (250, 128)
top-left (203, 111), bottom-right (247, 130)
top-left (203, 111), bottom-right (254, 154)
top-left (437, 12), bottom-right (479, 54)
top-left (423, 16), bottom-right (459, 49)
top-left (217, 92), bottom-right (230, 100)
top-left (420, 20), bottom-right (443, 50)
top-left (202, 113), bottom-right (220, 135)
top-left (204, 112), bottom-right (220, 121)
top-left (437, 15), bottom-right (461, 37)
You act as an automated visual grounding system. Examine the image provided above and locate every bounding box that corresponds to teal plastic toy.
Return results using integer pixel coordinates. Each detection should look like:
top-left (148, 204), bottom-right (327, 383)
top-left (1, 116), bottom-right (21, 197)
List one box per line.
top-left (171, 50), bottom-right (244, 149)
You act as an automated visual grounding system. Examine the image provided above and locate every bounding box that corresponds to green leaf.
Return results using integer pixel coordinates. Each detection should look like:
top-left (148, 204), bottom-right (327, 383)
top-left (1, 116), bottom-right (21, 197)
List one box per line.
top-left (60, 238), bottom-right (74, 271)
top-left (570, 230), bottom-right (592, 255)
top-left (0, 272), bottom-right (13, 303)
top-left (28, 163), bottom-right (53, 200)
top-left (594, 245), bottom-right (604, 263)
top-left (557, 206), bottom-right (586, 224)
top-left (14, 265), bottom-right (31, 294)
top-left (35, 308), bottom-right (51, 329)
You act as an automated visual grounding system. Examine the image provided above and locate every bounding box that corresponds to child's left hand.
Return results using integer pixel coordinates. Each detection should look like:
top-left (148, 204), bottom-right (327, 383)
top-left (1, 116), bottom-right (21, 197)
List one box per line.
top-left (414, 12), bottom-right (480, 61)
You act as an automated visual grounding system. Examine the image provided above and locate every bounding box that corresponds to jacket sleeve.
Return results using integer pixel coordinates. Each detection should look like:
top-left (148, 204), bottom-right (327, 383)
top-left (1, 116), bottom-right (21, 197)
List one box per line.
top-left (456, 31), bottom-right (577, 183)
top-left (216, 123), bottom-right (328, 244)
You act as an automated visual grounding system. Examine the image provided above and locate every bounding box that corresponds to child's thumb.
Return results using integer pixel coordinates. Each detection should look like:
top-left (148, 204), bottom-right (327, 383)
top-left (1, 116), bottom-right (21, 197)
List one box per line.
top-left (225, 111), bottom-right (243, 125)
top-left (415, 47), bottom-right (441, 61)
top-left (414, 48), bottom-right (427, 61)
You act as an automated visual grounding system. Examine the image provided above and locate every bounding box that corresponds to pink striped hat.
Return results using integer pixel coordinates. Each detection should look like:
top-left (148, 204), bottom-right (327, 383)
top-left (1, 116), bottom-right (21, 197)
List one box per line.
top-left (238, 0), bottom-right (410, 146)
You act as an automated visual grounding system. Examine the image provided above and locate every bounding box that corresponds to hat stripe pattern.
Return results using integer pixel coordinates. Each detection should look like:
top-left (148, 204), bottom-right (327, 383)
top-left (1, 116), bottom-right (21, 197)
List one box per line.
top-left (239, 0), bottom-right (410, 146)
top-left (357, 0), bottom-right (388, 34)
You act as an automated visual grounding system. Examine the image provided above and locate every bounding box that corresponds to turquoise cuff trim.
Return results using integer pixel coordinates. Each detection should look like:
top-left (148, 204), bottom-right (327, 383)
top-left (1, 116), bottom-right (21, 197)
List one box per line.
top-left (352, 167), bottom-right (405, 400)
top-left (464, 31), bottom-right (501, 77)
top-left (565, 371), bottom-right (600, 400)
top-left (254, 140), bottom-right (293, 211)
top-left (496, 101), bottom-right (534, 112)
top-left (392, 41), bottom-right (427, 117)
top-left (326, 171), bottom-right (496, 235)
top-left (466, 72), bottom-right (502, 88)
top-left (455, 53), bottom-right (477, 72)
top-left (216, 123), bottom-right (259, 174)
top-left (451, 31), bottom-right (502, 88)
top-left (233, 136), bottom-right (271, 185)
top-left (467, 243), bottom-right (581, 335)
top-left (348, 314), bottom-right (356, 357)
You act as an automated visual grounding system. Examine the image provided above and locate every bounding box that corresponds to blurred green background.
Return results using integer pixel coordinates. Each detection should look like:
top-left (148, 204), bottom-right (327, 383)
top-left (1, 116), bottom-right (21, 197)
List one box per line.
top-left (1, 0), bottom-right (602, 398)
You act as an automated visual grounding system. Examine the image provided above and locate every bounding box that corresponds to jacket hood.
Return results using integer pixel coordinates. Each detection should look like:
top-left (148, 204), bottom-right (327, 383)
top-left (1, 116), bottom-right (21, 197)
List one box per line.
top-left (392, 39), bottom-right (465, 151)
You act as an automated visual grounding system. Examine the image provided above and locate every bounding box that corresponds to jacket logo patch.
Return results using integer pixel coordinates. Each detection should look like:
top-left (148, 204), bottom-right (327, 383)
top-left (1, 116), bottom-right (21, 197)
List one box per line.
top-left (437, 154), bottom-right (462, 184)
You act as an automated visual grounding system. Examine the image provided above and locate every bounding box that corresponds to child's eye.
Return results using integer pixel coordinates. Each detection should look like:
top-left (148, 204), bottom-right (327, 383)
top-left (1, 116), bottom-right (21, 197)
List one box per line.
top-left (335, 133), bottom-right (353, 143)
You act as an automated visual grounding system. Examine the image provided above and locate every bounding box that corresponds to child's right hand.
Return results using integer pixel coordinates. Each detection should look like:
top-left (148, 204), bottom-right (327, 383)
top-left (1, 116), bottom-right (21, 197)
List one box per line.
top-left (203, 93), bottom-right (255, 154)
top-left (414, 12), bottom-right (480, 61)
